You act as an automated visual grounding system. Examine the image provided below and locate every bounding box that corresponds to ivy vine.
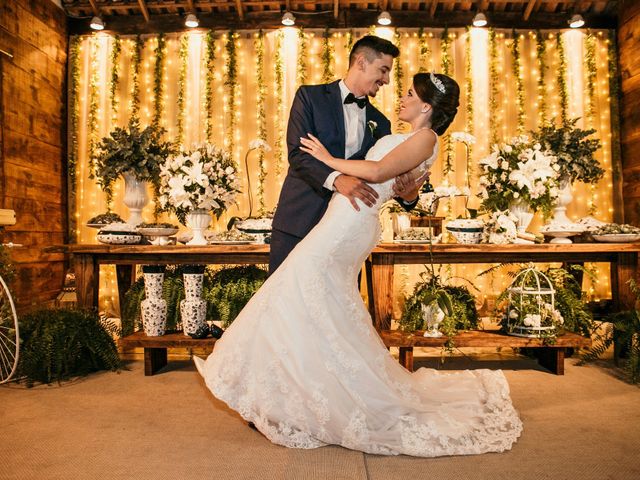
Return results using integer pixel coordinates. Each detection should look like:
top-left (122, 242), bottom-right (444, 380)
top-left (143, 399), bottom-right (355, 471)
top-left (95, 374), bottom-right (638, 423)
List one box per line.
top-left (536, 31), bottom-right (547, 125)
top-left (418, 28), bottom-right (430, 73)
top-left (152, 33), bottom-right (166, 130)
top-left (321, 27), bottom-right (334, 84)
top-left (296, 27), bottom-right (307, 88)
top-left (130, 35), bottom-right (143, 122)
top-left (274, 30), bottom-right (284, 177)
top-left (556, 33), bottom-right (569, 125)
top-left (254, 30), bottom-right (267, 214)
top-left (68, 36), bottom-right (81, 242)
top-left (489, 28), bottom-right (499, 145)
top-left (109, 35), bottom-right (121, 122)
top-left (225, 31), bottom-right (238, 157)
top-left (511, 30), bottom-right (525, 134)
top-left (177, 34), bottom-right (189, 145)
top-left (203, 30), bottom-right (216, 142)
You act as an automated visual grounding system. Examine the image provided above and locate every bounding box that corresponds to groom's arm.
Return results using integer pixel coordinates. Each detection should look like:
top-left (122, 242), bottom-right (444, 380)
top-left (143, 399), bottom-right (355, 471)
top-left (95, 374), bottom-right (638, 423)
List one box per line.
top-left (286, 87), bottom-right (336, 196)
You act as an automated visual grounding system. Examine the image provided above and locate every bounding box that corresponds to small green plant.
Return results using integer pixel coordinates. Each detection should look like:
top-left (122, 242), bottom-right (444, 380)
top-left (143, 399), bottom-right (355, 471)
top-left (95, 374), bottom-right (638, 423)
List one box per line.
top-left (580, 280), bottom-right (640, 383)
top-left (17, 308), bottom-right (121, 387)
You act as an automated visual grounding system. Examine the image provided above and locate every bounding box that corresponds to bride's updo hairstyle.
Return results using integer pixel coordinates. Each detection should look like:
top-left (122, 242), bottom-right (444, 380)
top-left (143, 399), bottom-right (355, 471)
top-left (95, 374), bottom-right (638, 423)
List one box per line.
top-left (413, 73), bottom-right (460, 135)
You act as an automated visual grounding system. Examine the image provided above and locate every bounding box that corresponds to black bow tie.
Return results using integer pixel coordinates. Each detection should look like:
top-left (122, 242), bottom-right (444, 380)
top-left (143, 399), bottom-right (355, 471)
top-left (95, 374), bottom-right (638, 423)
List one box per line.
top-left (344, 93), bottom-right (368, 109)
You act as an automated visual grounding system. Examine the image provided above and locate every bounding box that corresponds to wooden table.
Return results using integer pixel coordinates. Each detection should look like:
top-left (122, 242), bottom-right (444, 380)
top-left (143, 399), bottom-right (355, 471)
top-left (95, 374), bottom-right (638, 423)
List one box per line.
top-left (366, 242), bottom-right (640, 331)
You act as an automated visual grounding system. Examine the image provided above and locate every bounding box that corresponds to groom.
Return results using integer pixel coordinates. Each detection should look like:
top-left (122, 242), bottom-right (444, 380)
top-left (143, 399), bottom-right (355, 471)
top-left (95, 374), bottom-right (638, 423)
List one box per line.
top-left (270, 35), bottom-right (423, 273)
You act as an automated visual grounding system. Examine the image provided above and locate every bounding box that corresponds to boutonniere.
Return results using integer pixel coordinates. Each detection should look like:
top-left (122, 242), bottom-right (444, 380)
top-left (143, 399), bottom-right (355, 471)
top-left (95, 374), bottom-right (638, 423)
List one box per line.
top-left (367, 120), bottom-right (378, 137)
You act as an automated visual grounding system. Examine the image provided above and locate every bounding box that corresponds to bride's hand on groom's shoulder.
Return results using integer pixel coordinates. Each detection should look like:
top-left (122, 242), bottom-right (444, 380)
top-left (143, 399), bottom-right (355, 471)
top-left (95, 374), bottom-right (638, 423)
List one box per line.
top-left (299, 134), bottom-right (334, 165)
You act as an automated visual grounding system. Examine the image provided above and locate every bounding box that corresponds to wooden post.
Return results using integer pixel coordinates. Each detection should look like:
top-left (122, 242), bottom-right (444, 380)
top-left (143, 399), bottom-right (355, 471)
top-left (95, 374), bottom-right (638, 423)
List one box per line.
top-left (370, 253), bottom-right (394, 331)
top-left (116, 264), bottom-right (137, 313)
top-left (398, 347), bottom-right (414, 372)
top-left (74, 253), bottom-right (99, 309)
top-left (535, 348), bottom-right (565, 375)
top-left (144, 348), bottom-right (168, 376)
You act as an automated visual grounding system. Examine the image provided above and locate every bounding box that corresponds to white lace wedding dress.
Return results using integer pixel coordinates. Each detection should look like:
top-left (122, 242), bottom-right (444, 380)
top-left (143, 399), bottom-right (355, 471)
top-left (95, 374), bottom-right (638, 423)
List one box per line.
top-left (195, 132), bottom-right (522, 457)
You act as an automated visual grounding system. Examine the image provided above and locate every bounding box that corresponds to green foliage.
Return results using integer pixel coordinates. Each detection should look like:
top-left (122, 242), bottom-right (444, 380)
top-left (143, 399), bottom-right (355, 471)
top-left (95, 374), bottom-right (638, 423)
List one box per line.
top-left (0, 244), bottom-right (15, 285)
top-left (90, 119), bottom-right (174, 207)
top-left (533, 118), bottom-right (603, 184)
top-left (581, 280), bottom-right (640, 383)
top-left (399, 270), bottom-right (479, 351)
top-left (204, 266), bottom-right (268, 328)
top-left (121, 265), bottom-right (267, 334)
top-left (17, 309), bottom-right (121, 387)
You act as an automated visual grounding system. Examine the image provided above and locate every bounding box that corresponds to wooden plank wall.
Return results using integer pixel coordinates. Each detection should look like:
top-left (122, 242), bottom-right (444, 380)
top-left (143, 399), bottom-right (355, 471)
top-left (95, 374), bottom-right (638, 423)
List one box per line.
top-left (0, 0), bottom-right (67, 311)
top-left (620, 0), bottom-right (640, 224)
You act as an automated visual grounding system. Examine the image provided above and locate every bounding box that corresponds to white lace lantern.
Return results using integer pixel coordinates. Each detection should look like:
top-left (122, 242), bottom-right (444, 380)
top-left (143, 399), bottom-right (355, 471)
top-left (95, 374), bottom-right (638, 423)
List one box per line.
top-left (505, 265), bottom-right (563, 338)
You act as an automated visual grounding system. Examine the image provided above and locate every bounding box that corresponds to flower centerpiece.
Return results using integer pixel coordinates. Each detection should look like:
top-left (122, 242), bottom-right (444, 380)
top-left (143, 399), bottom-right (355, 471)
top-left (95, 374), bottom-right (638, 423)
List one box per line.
top-left (91, 119), bottom-right (174, 224)
top-left (479, 135), bottom-right (560, 230)
top-left (158, 143), bottom-right (241, 245)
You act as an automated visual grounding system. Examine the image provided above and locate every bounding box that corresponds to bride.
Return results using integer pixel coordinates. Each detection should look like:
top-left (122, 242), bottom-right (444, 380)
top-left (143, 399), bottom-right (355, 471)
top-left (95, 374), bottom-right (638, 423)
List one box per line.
top-left (195, 72), bottom-right (522, 457)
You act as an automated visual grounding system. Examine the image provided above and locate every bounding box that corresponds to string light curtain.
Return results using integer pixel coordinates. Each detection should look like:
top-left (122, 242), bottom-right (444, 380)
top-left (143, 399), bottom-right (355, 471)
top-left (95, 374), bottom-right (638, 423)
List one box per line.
top-left (70, 27), bottom-right (615, 315)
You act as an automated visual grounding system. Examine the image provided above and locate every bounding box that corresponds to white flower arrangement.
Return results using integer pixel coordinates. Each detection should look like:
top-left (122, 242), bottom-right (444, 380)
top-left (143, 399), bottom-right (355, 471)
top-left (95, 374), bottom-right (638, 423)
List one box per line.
top-left (158, 142), bottom-right (241, 224)
top-left (451, 131), bottom-right (476, 145)
top-left (248, 138), bottom-right (271, 152)
top-left (417, 185), bottom-right (470, 215)
top-left (482, 209), bottom-right (518, 244)
top-left (478, 135), bottom-right (560, 218)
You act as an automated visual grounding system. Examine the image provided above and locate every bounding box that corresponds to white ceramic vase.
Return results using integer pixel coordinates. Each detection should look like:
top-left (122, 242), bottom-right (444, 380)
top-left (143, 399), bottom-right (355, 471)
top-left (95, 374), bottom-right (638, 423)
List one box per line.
top-left (509, 199), bottom-right (534, 233)
top-left (549, 179), bottom-right (573, 226)
top-left (122, 172), bottom-right (149, 227)
top-left (141, 273), bottom-right (167, 336)
top-left (180, 273), bottom-right (207, 336)
top-left (186, 209), bottom-right (211, 246)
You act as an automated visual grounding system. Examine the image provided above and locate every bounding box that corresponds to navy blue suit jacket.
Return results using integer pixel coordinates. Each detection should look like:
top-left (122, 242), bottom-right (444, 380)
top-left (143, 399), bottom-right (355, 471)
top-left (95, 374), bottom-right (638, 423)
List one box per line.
top-left (272, 80), bottom-right (392, 238)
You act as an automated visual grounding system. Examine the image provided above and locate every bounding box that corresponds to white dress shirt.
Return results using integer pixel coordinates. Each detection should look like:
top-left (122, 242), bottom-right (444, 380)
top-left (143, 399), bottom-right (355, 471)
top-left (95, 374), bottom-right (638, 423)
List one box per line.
top-left (322, 80), bottom-right (366, 191)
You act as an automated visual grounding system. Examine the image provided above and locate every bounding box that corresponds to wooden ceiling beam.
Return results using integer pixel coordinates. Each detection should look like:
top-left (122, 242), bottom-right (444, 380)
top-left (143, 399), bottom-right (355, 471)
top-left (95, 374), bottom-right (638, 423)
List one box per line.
top-left (334, 0), bottom-right (339, 19)
top-left (479, 0), bottom-right (489, 11)
top-left (428, 0), bottom-right (438, 18)
top-left (236, 0), bottom-right (245, 19)
top-left (523, 0), bottom-right (537, 21)
top-left (88, 0), bottom-right (100, 16)
top-left (138, 0), bottom-right (151, 22)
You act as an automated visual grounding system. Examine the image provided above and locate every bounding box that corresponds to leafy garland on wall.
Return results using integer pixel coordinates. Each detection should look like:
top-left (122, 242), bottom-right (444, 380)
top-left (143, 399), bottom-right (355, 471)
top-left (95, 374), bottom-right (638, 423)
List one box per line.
top-left (254, 30), bottom-right (268, 214)
top-left (87, 38), bottom-right (100, 179)
top-left (176, 34), bottom-right (189, 145)
top-left (224, 31), bottom-right (238, 157)
top-left (556, 33), bottom-right (569, 125)
top-left (152, 33), bottom-right (166, 130)
top-left (345, 29), bottom-right (354, 57)
top-left (464, 27), bottom-right (474, 187)
top-left (585, 32), bottom-right (597, 127)
top-left (68, 36), bottom-right (81, 242)
top-left (488, 28), bottom-right (499, 144)
top-left (321, 27), bottom-right (334, 84)
top-left (440, 28), bottom-right (454, 175)
top-left (607, 30), bottom-right (623, 223)
top-left (203, 30), bottom-right (215, 142)
top-left (536, 31), bottom-right (547, 125)
top-left (511, 30), bottom-right (525, 134)
top-left (274, 30), bottom-right (284, 177)
top-left (109, 35), bottom-right (121, 123)
top-left (393, 29), bottom-right (404, 132)
top-left (296, 28), bottom-right (307, 88)
top-left (130, 35), bottom-right (143, 121)
top-left (418, 28), bottom-right (430, 72)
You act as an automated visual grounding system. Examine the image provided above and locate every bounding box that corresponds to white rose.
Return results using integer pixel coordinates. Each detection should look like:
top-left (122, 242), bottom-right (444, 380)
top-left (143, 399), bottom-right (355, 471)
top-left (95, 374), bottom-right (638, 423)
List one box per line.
top-left (504, 145), bottom-right (513, 153)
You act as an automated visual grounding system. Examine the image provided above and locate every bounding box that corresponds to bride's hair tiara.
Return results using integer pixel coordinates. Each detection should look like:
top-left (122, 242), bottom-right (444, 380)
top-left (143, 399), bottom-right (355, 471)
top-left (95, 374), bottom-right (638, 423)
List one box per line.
top-left (430, 73), bottom-right (446, 94)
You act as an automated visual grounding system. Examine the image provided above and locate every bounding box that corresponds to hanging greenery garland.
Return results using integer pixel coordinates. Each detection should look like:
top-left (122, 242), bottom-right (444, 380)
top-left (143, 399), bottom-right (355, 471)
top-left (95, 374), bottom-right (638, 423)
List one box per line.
top-left (109, 35), bottom-right (121, 123)
top-left (345, 29), bottom-right (354, 56)
top-left (418, 28), bottom-right (430, 73)
top-left (511, 30), bottom-right (525, 134)
top-left (274, 30), bottom-right (285, 177)
top-left (203, 30), bottom-right (216, 142)
top-left (152, 33), bottom-right (166, 130)
top-left (87, 38), bottom-right (100, 179)
top-left (393, 28), bottom-right (404, 132)
top-left (440, 28), bottom-right (454, 175)
top-left (296, 27), bottom-right (307, 88)
top-left (130, 35), bottom-right (143, 122)
top-left (556, 33), bottom-right (569, 126)
top-left (535, 30), bottom-right (547, 126)
top-left (608, 30), bottom-right (623, 220)
top-left (254, 30), bottom-right (267, 214)
top-left (585, 32), bottom-right (597, 127)
top-left (224, 31), bottom-right (238, 157)
top-left (321, 27), bottom-right (334, 84)
top-left (176, 34), bottom-right (189, 145)
top-left (489, 28), bottom-right (499, 145)
top-left (68, 36), bottom-right (81, 242)
top-left (464, 26), bottom-right (474, 188)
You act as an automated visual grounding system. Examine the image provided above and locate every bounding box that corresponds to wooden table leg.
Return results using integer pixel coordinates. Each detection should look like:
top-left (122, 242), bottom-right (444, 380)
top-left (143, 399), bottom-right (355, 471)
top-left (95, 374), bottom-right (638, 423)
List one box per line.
top-left (116, 264), bottom-right (137, 314)
top-left (535, 348), bottom-right (565, 375)
top-left (398, 347), bottom-right (414, 372)
top-left (370, 253), bottom-right (395, 331)
top-left (144, 347), bottom-right (168, 376)
top-left (74, 253), bottom-right (99, 310)
top-left (611, 252), bottom-right (638, 363)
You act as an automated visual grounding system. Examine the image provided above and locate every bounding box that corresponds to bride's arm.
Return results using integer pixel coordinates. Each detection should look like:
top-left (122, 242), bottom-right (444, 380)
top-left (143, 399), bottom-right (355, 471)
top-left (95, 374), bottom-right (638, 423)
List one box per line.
top-left (299, 130), bottom-right (436, 183)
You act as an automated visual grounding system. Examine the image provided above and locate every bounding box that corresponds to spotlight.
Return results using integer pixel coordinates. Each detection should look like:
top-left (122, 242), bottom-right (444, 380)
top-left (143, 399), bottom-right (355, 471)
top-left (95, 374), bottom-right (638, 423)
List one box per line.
top-left (281, 11), bottom-right (295, 26)
top-left (89, 16), bottom-right (105, 31)
top-left (568, 13), bottom-right (585, 28)
top-left (377, 11), bottom-right (392, 26)
top-left (472, 12), bottom-right (488, 27)
top-left (185, 13), bottom-right (199, 28)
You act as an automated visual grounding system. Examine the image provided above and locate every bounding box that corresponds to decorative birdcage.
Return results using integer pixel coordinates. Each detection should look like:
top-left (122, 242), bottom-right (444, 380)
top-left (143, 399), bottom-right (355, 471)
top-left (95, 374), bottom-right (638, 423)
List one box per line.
top-left (505, 265), bottom-right (564, 338)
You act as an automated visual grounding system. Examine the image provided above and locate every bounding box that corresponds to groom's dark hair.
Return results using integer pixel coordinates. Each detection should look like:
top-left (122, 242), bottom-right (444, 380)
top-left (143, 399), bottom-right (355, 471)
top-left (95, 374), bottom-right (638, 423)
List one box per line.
top-left (349, 35), bottom-right (399, 67)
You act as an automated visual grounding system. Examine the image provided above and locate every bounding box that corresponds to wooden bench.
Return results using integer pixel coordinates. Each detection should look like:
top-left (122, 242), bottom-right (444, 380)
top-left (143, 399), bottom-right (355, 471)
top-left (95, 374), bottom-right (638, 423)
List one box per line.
top-left (120, 331), bottom-right (217, 376)
top-left (379, 329), bottom-right (592, 375)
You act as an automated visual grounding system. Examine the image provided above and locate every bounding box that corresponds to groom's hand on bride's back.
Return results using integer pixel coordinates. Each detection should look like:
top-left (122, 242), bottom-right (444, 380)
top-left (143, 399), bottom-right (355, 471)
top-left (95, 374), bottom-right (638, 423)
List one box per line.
top-left (334, 174), bottom-right (379, 211)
